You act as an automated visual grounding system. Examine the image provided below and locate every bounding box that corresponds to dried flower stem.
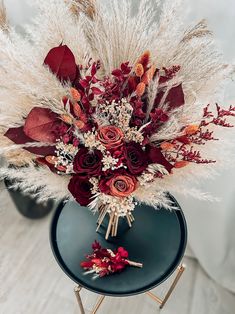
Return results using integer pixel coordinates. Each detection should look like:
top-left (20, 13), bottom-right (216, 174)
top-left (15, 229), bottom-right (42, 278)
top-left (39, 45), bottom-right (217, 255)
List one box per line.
top-left (126, 260), bottom-right (143, 268)
top-left (105, 212), bottom-right (115, 240)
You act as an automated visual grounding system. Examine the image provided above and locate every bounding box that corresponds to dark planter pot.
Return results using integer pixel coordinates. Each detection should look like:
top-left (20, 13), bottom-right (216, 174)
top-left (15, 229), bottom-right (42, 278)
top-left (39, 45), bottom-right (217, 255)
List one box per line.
top-left (4, 179), bottom-right (54, 219)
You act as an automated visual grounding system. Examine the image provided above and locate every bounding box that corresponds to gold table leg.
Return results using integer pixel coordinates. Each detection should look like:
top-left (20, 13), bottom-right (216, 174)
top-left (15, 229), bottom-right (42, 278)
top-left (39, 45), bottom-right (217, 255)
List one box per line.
top-left (146, 291), bottom-right (163, 305)
top-left (91, 295), bottom-right (106, 314)
top-left (74, 264), bottom-right (185, 313)
top-left (146, 264), bottom-right (186, 310)
top-left (74, 286), bottom-right (86, 314)
top-left (160, 264), bottom-right (185, 309)
top-left (74, 285), bottom-right (105, 314)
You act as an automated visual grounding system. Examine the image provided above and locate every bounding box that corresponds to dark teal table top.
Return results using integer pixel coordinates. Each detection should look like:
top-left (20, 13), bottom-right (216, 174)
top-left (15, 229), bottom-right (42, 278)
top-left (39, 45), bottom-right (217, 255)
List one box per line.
top-left (50, 197), bottom-right (187, 296)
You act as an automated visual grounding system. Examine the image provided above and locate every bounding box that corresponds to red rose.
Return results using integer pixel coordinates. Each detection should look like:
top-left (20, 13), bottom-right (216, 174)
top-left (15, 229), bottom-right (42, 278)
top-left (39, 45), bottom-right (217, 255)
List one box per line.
top-left (73, 147), bottom-right (102, 177)
top-left (97, 125), bottom-right (124, 150)
top-left (68, 176), bottom-right (93, 206)
top-left (146, 145), bottom-right (173, 173)
top-left (99, 171), bottom-right (138, 197)
top-left (124, 142), bottom-right (148, 175)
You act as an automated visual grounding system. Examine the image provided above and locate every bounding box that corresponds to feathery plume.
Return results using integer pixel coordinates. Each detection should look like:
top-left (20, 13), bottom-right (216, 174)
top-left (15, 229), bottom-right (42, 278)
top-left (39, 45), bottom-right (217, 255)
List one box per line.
top-left (0, 0), bottom-right (8, 32)
top-left (70, 0), bottom-right (96, 19)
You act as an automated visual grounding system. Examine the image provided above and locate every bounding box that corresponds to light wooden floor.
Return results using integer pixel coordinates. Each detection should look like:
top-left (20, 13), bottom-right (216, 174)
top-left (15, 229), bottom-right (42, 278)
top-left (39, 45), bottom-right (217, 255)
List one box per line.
top-left (1, 182), bottom-right (235, 314)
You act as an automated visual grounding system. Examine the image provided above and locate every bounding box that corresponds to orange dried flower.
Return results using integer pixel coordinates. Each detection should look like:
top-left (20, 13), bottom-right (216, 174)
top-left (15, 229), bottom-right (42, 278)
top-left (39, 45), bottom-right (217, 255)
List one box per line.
top-left (160, 142), bottom-right (174, 151)
top-left (60, 114), bottom-right (73, 125)
top-left (97, 125), bottom-right (124, 150)
top-left (136, 82), bottom-right (146, 97)
top-left (73, 103), bottom-right (82, 117)
top-left (134, 63), bottom-right (144, 77)
top-left (70, 88), bottom-right (81, 102)
top-left (45, 156), bottom-right (58, 165)
top-left (138, 50), bottom-right (151, 68)
top-left (142, 65), bottom-right (156, 85)
top-left (74, 120), bottom-right (85, 129)
top-left (184, 125), bottom-right (200, 135)
top-left (56, 165), bottom-right (67, 172)
top-left (174, 161), bottom-right (190, 168)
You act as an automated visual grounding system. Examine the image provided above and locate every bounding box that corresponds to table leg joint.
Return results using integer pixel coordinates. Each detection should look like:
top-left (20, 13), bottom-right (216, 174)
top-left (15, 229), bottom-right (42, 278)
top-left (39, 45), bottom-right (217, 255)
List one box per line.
top-left (146, 264), bottom-right (186, 310)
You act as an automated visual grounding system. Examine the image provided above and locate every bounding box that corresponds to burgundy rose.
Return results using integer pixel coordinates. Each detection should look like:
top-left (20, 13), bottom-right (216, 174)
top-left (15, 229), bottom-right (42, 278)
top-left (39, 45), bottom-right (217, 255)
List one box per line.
top-left (99, 171), bottom-right (138, 197)
top-left (146, 145), bottom-right (173, 173)
top-left (124, 142), bottom-right (148, 175)
top-left (73, 147), bottom-right (102, 177)
top-left (68, 176), bottom-right (92, 206)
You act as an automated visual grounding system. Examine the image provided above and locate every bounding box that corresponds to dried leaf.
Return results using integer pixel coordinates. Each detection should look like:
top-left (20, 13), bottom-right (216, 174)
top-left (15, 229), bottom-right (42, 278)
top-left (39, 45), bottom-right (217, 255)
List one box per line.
top-left (155, 84), bottom-right (185, 110)
top-left (44, 45), bottom-right (77, 82)
top-left (146, 145), bottom-right (173, 173)
top-left (24, 108), bottom-right (60, 143)
top-left (5, 127), bottom-right (56, 156)
top-left (91, 87), bottom-right (103, 95)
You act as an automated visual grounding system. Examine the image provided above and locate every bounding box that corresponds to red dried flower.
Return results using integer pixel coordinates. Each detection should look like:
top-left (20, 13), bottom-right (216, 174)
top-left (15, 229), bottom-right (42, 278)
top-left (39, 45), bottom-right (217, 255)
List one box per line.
top-left (97, 125), bottom-right (124, 150)
top-left (124, 142), bottom-right (149, 175)
top-left (73, 147), bottom-right (103, 177)
top-left (68, 176), bottom-right (93, 206)
top-left (81, 241), bottom-right (143, 278)
top-left (99, 171), bottom-right (138, 197)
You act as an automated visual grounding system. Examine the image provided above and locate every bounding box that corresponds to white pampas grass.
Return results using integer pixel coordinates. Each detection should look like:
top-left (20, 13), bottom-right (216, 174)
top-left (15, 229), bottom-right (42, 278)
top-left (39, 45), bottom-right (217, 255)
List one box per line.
top-left (0, 0), bottom-right (234, 206)
top-left (0, 0), bottom-right (8, 32)
top-left (0, 165), bottom-right (71, 201)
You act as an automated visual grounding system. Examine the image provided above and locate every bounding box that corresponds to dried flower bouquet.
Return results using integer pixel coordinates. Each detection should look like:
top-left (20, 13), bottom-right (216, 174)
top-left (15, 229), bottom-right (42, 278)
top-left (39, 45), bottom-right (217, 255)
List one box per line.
top-left (0, 0), bottom-right (234, 238)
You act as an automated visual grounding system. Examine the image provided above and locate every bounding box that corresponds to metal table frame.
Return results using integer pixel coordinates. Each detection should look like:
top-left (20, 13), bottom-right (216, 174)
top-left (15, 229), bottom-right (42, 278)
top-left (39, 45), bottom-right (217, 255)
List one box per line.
top-left (74, 264), bottom-right (186, 314)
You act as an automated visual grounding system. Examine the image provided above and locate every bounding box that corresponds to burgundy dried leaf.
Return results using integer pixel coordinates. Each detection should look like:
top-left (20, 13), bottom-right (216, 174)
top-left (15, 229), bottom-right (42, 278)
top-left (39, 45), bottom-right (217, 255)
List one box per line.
top-left (112, 69), bottom-right (123, 77)
top-left (167, 84), bottom-right (185, 109)
top-left (86, 75), bottom-right (92, 82)
top-left (5, 127), bottom-right (56, 156)
top-left (26, 146), bottom-right (56, 156)
top-left (92, 76), bottom-right (99, 84)
top-left (88, 93), bottom-right (95, 101)
top-left (91, 87), bottom-right (103, 95)
top-left (146, 145), bottom-right (174, 173)
top-left (155, 84), bottom-right (185, 110)
top-left (5, 126), bottom-right (33, 145)
top-left (44, 45), bottom-right (77, 82)
top-left (24, 107), bottom-right (60, 143)
top-left (80, 79), bottom-right (90, 89)
top-left (91, 63), bottom-right (97, 76)
top-left (121, 62), bottom-right (131, 74)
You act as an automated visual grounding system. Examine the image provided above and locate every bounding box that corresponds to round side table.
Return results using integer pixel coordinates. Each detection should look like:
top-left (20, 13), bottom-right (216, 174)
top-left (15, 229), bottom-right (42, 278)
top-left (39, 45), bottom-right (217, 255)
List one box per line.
top-left (50, 196), bottom-right (187, 313)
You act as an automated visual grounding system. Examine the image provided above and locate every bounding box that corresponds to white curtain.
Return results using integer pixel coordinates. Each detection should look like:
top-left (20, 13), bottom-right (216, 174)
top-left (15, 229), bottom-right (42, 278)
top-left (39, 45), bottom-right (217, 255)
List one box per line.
top-left (4, 0), bottom-right (235, 293)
